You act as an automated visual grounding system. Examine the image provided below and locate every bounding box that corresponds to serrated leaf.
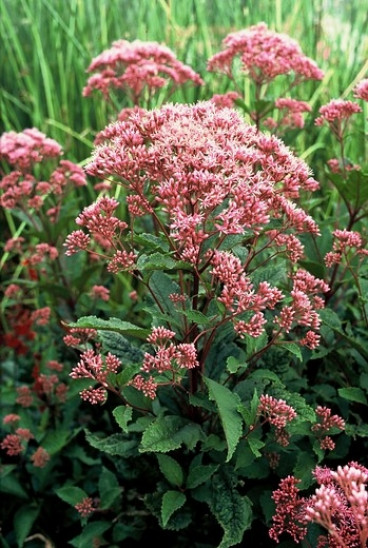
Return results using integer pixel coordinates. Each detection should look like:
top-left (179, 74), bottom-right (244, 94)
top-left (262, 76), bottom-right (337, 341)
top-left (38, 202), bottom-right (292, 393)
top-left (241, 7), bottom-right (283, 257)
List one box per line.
top-left (209, 471), bottom-right (252, 548)
top-left (98, 331), bottom-right (143, 363)
top-left (137, 252), bottom-right (176, 271)
top-left (140, 415), bottom-right (204, 453)
top-left (237, 389), bottom-right (259, 427)
top-left (187, 464), bottom-right (219, 489)
top-left (14, 505), bottom-right (40, 548)
top-left (179, 309), bottom-right (212, 325)
top-left (0, 472), bottom-right (28, 499)
top-left (99, 487), bottom-right (122, 510)
top-left (40, 429), bottom-right (71, 455)
top-left (157, 454), bottom-right (184, 487)
top-left (68, 316), bottom-right (150, 340)
top-left (148, 271), bottom-right (182, 324)
top-left (55, 486), bottom-right (87, 506)
top-left (113, 405), bottom-right (133, 433)
top-left (329, 170), bottom-right (368, 208)
top-left (293, 451), bottom-right (316, 489)
top-left (69, 521), bottom-right (111, 548)
top-left (116, 364), bottom-right (141, 386)
top-left (226, 356), bottom-right (247, 374)
top-left (134, 233), bottom-right (170, 252)
top-left (338, 387), bottom-right (368, 405)
top-left (84, 430), bottom-right (138, 456)
top-left (161, 491), bottom-right (186, 527)
top-left (98, 467), bottom-right (119, 495)
top-left (278, 342), bottom-right (303, 362)
top-left (247, 431), bottom-right (265, 458)
top-left (204, 377), bottom-right (243, 462)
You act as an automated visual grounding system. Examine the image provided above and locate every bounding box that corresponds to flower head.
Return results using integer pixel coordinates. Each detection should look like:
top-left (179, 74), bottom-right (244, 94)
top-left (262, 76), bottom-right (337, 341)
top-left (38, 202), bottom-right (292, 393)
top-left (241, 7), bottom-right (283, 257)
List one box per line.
top-left (83, 39), bottom-right (203, 104)
top-left (207, 22), bottom-right (324, 85)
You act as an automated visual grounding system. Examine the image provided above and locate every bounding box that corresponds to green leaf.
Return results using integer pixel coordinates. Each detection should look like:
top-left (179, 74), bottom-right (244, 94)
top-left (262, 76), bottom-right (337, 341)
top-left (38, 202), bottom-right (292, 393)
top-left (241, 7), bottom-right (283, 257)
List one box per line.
top-left (329, 170), bottom-right (368, 208)
top-left (55, 485), bottom-right (87, 506)
top-left (179, 309), bottom-right (212, 326)
top-left (140, 415), bottom-right (204, 453)
top-left (134, 233), bottom-right (170, 252)
top-left (204, 377), bottom-right (243, 462)
top-left (85, 430), bottom-right (138, 456)
top-left (68, 316), bottom-right (150, 340)
top-left (208, 470), bottom-right (252, 548)
top-left (338, 387), bottom-right (368, 405)
top-left (234, 97), bottom-right (251, 114)
top-left (148, 271), bottom-right (182, 325)
top-left (226, 356), bottom-right (247, 374)
top-left (187, 464), bottom-right (219, 489)
top-left (40, 429), bottom-right (72, 455)
top-left (277, 342), bottom-right (303, 362)
top-left (137, 252), bottom-right (176, 271)
top-left (161, 491), bottom-right (186, 527)
top-left (247, 431), bottom-right (265, 458)
top-left (0, 471), bottom-right (28, 499)
top-left (69, 521), bottom-right (111, 548)
top-left (98, 331), bottom-right (144, 363)
top-left (113, 405), bottom-right (133, 433)
top-left (293, 451), bottom-right (316, 489)
top-left (14, 505), bottom-right (40, 547)
top-left (237, 389), bottom-right (259, 427)
top-left (157, 454), bottom-right (184, 487)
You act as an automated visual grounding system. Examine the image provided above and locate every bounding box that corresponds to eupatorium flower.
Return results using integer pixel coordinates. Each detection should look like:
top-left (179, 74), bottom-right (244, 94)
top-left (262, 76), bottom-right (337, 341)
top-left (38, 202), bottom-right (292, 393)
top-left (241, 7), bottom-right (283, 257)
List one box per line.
top-left (354, 78), bottom-right (368, 101)
top-left (83, 39), bottom-right (203, 105)
top-left (0, 128), bottom-right (62, 171)
top-left (66, 101), bottom-right (327, 354)
top-left (270, 462), bottom-right (368, 547)
top-left (207, 22), bottom-right (324, 85)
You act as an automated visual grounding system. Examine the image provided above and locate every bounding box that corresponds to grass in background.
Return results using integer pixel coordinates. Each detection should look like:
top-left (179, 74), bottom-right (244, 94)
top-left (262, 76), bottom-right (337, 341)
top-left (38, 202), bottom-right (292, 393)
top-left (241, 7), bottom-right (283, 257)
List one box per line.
top-left (1, 0), bottom-right (367, 162)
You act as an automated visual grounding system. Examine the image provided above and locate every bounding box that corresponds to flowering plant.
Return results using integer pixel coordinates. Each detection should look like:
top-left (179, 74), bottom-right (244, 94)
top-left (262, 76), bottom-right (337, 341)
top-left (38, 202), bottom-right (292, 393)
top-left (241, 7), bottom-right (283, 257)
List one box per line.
top-left (1, 21), bottom-right (368, 548)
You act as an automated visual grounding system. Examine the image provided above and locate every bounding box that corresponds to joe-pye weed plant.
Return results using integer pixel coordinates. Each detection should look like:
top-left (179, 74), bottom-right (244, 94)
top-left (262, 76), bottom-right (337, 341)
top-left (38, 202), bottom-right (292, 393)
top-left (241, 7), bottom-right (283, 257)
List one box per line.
top-left (1, 14), bottom-right (368, 548)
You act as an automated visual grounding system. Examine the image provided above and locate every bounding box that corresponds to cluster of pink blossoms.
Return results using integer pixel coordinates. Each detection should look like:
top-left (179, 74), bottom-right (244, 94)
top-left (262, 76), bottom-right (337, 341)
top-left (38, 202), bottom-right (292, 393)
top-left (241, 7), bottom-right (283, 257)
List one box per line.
top-left (131, 327), bottom-right (199, 399)
top-left (257, 395), bottom-right (297, 446)
top-left (311, 405), bottom-right (345, 450)
top-left (65, 101), bottom-right (327, 350)
top-left (1, 415), bottom-right (50, 468)
top-left (264, 98), bottom-right (312, 130)
top-left (70, 349), bottom-right (121, 404)
top-left (207, 22), bottom-right (324, 85)
top-left (270, 462), bottom-right (368, 547)
top-left (354, 78), bottom-right (368, 101)
top-left (0, 128), bottom-right (86, 219)
top-left (325, 229), bottom-right (368, 267)
top-left (315, 99), bottom-right (362, 141)
top-left (83, 39), bottom-right (203, 106)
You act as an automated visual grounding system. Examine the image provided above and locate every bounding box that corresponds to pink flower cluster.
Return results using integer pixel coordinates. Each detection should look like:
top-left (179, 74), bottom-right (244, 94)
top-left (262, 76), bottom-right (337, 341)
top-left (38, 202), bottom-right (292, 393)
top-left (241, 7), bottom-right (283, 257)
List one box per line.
top-left (325, 229), bottom-right (368, 267)
top-left (312, 405), bottom-right (345, 450)
top-left (83, 39), bottom-right (203, 105)
top-left (70, 349), bottom-right (121, 404)
top-left (0, 128), bottom-right (62, 171)
top-left (64, 197), bottom-right (137, 273)
top-left (270, 462), bottom-right (368, 547)
top-left (210, 250), bottom-right (284, 338)
top-left (267, 97), bottom-right (312, 130)
top-left (354, 78), bottom-right (368, 101)
top-left (0, 129), bottom-right (86, 217)
top-left (129, 326), bottom-right (199, 400)
top-left (75, 497), bottom-right (99, 518)
top-left (1, 417), bottom-right (50, 468)
top-left (66, 101), bottom-right (327, 348)
top-left (207, 22), bottom-right (324, 86)
top-left (276, 269), bottom-right (329, 349)
top-left (315, 99), bottom-right (362, 139)
top-left (257, 395), bottom-right (297, 446)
